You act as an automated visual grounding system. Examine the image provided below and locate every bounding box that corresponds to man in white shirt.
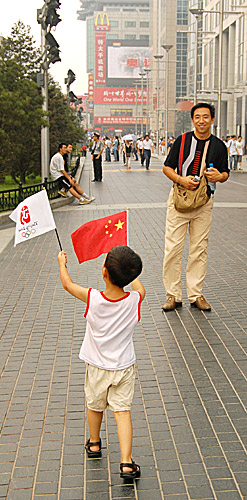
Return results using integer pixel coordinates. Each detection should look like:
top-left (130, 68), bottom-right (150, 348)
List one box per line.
top-left (236, 135), bottom-right (244, 170)
top-left (50, 143), bottom-right (94, 205)
top-left (137, 137), bottom-right (144, 166)
top-left (142, 135), bottom-right (154, 170)
top-left (228, 135), bottom-right (238, 171)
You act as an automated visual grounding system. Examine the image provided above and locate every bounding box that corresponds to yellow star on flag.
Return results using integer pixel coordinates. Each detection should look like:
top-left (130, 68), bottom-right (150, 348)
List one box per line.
top-left (115, 219), bottom-right (125, 231)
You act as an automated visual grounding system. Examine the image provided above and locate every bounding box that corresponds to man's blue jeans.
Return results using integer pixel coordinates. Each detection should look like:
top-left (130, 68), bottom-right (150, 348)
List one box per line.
top-left (229, 155), bottom-right (237, 170)
top-left (113, 149), bottom-right (118, 161)
top-left (144, 149), bottom-right (151, 169)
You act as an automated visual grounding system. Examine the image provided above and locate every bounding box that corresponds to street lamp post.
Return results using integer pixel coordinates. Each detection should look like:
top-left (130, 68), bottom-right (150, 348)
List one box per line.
top-left (135, 83), bottom-right (138, 136)
top-left (153, 55), bottom-right (163, 154)
top-left (189, 10), bottom-right (200, 105)
top-left (162, 45), bottom-right (173, 157)
top-left (144, 68), bottom-right (151, 134)
top-left (139, 72), bottom-right (145, 136)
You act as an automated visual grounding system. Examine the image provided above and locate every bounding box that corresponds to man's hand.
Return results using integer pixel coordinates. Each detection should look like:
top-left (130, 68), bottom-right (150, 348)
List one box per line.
top-left (57, 251), bottom-right (67, 266)
top-left (180, 175), bottom-right (200, 191)
top-left (204, 167), bottom-right (223, 183)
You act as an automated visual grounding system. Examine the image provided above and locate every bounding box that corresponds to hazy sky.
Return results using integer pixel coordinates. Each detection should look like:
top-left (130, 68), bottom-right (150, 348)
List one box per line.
top-left (0, 0), bottom-right (87, 95)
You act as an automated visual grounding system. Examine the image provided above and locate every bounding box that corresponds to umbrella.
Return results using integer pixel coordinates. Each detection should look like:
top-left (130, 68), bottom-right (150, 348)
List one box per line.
top-left (122, 134), bottom-right (136, 141)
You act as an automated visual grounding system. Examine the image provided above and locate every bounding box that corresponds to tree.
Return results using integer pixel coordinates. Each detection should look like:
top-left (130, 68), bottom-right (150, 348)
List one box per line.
top-left (0, 23), bottom-right (44, 183)
top-left (48, 78), bottom-right (85, 157)
top-left (1, 20), bottom-right (41, 78)
top-left (0, 21), bottom-right (85, 184)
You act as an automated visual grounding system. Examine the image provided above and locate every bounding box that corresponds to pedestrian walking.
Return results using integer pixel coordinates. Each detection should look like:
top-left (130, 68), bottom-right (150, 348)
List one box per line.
top-left (112, 136), bottom-right (119, 162)
top-left (105, 137), bottom-right (112, 162)
top-left (162, 102), bottom-right (229, 312)
top-left (228, 135), bottom-right (238, 170)
top-left (137, 137), bottom-right (145, 166)
top-left (142, 135), bottom-right (154, 170)
top-left (124, 140), bottom-right (132, 169)
top-left (91, 133), bottom-right (104, 182)
top-left (57, 245), bottom-right (145, 480)
top-left (236, 135), bottom-right (244, 170)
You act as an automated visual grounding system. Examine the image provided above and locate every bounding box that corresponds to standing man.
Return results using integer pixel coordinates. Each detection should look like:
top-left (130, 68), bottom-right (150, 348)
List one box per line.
top-left (112, 136), bottom-right (119, 162)
top-left (142, 135), bottom-right (154, 170)
top-left (236, 135), bottom-right (244, 170)
top-left (91, 133), bottom-right (104, 182)
top-left (228, 135), bottom-right (238, 171)
top-left (50, 143), bottom-right (94, 204)
top-left (162, 103), bottom-right (229, 312)
top-left (105, 137), bottom-right (112, 162)
top-left (137, 137), bottom-right (144, 166)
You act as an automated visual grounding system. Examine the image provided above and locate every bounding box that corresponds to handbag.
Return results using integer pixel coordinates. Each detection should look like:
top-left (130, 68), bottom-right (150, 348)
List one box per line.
top-left (173, 135), bottom-right (210, 213)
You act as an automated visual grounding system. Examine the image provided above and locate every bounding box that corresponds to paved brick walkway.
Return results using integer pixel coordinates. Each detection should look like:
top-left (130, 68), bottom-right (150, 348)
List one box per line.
top-left (1, 156), bottom-right (247, 500)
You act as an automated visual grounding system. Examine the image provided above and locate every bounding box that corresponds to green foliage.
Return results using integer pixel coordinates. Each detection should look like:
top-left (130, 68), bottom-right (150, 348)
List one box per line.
top-left (0, 22), bottom-right (44, 183)
top-left (48, 78), bottom-right (85, 157)
top-left (1, 20), bottom-right (41, 78)
top-left (0, 21), bottom-right (85, 184)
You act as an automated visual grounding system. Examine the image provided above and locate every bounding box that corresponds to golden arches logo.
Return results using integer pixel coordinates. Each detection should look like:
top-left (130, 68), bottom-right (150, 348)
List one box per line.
top-left (95, 12), bottom-right (110, 30)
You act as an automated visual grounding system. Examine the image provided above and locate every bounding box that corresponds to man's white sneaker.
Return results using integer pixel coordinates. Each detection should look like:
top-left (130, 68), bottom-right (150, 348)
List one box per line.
top-left (90, 196), bottom-right (95, 201)
top-left (79, 198), bottom-right (91, 205)
top-left (58, 189), bottom-right (69, 198)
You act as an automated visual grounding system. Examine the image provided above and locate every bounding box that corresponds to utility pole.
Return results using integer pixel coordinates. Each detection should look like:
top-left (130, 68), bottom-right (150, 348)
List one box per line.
top-left (153, 55), bottom-right (163, 154)
top-left (37, 0), bottom-right (61, 182)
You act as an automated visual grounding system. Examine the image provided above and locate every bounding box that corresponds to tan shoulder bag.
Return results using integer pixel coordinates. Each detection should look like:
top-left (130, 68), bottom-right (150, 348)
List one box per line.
top-left (173, 139), bottom-right (210, 213)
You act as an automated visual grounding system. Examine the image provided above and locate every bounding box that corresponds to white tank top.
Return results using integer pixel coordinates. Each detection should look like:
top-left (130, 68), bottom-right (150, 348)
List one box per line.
top-left (79, 288), bottom-right (141, 370)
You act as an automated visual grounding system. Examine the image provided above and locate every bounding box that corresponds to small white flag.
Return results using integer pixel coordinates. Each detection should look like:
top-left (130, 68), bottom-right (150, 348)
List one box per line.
top-left (9, 190), bottom-right (56, 247)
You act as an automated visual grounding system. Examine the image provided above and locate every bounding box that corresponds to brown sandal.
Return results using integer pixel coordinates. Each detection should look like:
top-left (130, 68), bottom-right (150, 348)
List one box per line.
top-left (120, 460), bottom-right (141, 479)
top-left (85, 438), bottom-right (102, 458)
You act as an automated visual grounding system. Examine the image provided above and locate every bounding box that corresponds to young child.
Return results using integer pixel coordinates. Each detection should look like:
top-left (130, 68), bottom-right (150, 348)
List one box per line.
top-left (57, 245), bottom-right (145, 480)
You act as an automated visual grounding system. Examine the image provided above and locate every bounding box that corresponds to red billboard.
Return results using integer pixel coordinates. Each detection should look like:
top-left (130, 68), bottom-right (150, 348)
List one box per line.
top-left (94, 87), bottom-right (147, 104)
top-left (95, 33), bottom-right (106, 85)
top-left (88, 74), bottom-right (94, 101)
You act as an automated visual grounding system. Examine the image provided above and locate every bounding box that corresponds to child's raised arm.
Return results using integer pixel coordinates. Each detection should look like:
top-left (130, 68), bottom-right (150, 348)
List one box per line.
top-left (131, 278), bottom-right (145, 302)
top-left (57, 251), bottom-right (88, 303)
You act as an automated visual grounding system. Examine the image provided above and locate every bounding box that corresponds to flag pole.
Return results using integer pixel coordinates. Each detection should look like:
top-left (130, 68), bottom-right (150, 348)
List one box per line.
top-left (55, 228), bottom-right (63, 251)
top-left (126, 208), bottom-right (129, 246)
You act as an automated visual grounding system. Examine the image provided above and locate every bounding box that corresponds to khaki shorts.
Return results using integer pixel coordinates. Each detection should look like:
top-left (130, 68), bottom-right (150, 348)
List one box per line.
top-left (85, 364), bottom-right (135, 412)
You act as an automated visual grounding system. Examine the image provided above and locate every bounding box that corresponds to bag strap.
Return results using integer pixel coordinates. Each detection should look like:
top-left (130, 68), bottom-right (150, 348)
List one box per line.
top-left (199, 139), bottom-right (210, 176)
top-left (178, 133), bottom-right (186, 175)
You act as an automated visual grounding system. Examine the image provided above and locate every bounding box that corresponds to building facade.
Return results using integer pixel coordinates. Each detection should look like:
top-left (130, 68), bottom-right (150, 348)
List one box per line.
top-left (150, 0), bottom-right (190, 138)
top-left (78, 0), bottom-right (150, 135)
top-left (188, 0), bottom-right (247, 140)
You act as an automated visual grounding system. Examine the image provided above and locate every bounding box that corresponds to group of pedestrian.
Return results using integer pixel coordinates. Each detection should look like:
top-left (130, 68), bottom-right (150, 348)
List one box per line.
top-left (55, 102), bottom-right (231, 485)
top-left (223, 134), bottom-right (244, 170)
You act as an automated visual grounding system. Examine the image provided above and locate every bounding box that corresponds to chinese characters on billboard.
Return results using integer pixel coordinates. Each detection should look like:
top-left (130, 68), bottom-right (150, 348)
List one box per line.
top-left (94, 87), bottom-right (147, 104)
top-left (95, 33), bottom-right (106, 85)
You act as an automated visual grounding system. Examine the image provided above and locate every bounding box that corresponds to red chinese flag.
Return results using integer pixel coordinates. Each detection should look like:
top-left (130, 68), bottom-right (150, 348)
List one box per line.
top-left (71, 211), bottom-right (128, 263)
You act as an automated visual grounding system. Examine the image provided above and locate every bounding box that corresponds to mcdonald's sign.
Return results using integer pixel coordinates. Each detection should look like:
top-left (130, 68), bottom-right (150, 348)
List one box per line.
top-left (95, 12), bottom-right (110, 31)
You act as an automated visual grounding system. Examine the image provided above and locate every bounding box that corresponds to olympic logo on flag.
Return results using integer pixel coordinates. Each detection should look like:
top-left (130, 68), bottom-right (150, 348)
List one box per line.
top-left (20, 206), bottom-right (31, 225)
top-left (21, 228), bottom-right (36, 239)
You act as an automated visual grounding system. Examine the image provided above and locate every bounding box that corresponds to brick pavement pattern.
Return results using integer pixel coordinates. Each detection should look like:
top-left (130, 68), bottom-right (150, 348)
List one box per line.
top-left (0, 156), bottom-right (247, 500)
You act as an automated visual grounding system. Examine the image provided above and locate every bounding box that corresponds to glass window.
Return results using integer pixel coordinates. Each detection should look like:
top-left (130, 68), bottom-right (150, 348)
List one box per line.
top-left (140, 35), bottom-right (149, 40)
top-left (176, 32), bottom-right (188, 99)
top-left (238, 16), bottom-right (244, 81)
top-left (125, 21), bottom-right (136, 27)
top-left (111, 21), bottom-right (119, 27)
top-left (177, 0), bottom-right (188, 25)
top-left (125, 34), bottom-right (137, 39)
top-left (140, 22), bottom-right (149, 27)
top-left (107, 34), bottom-right (119, 39)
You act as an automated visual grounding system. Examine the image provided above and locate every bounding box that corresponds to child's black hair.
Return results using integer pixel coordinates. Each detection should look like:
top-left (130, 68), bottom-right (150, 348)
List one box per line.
top-left (105, 246), bottom-right (142, 288)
